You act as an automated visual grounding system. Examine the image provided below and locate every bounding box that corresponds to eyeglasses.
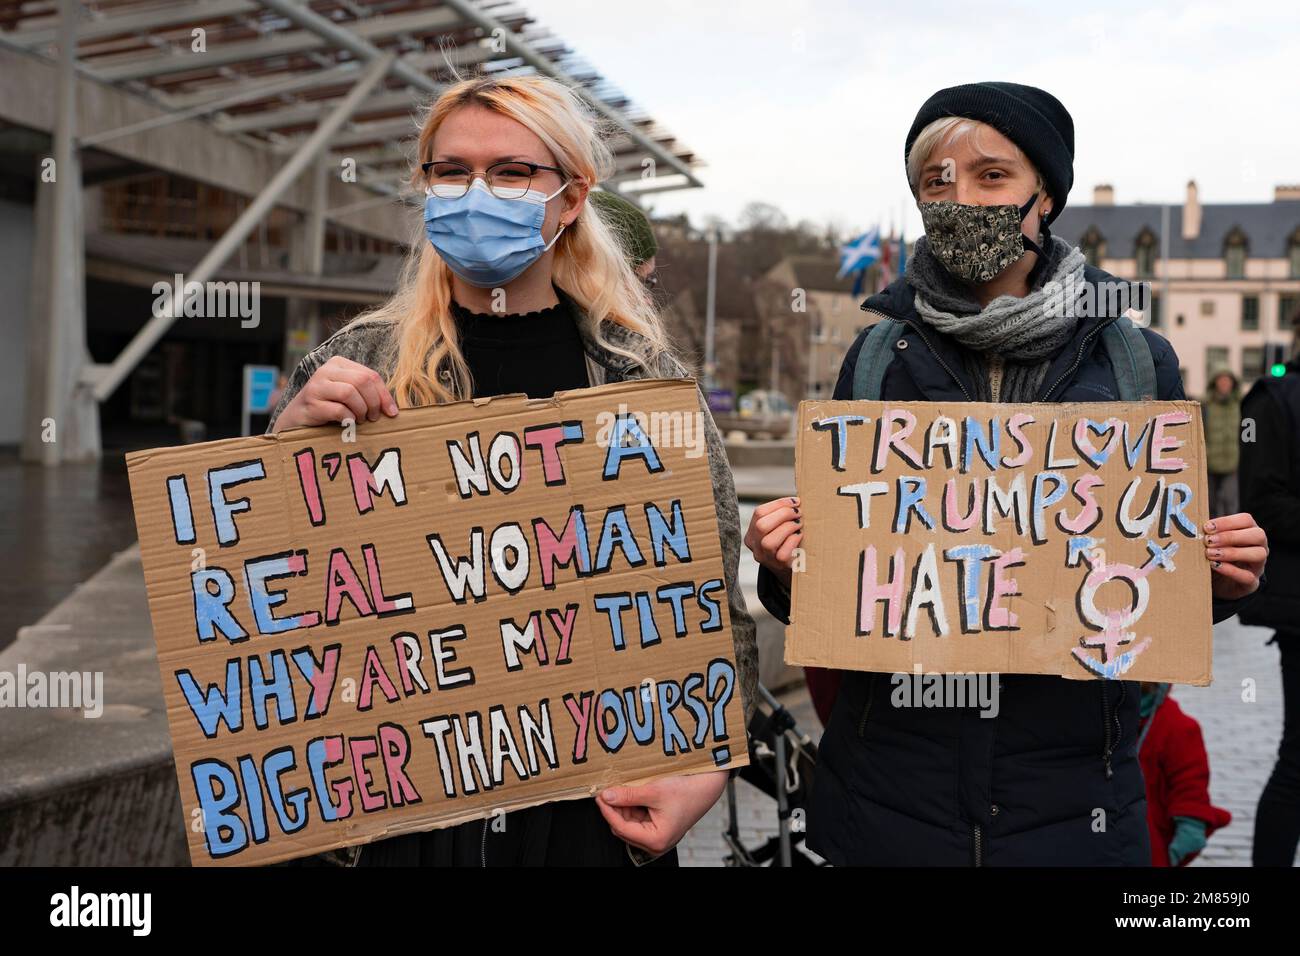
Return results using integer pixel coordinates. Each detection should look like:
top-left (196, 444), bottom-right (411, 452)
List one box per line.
top-left (420, 160), bottom-right (567, 200)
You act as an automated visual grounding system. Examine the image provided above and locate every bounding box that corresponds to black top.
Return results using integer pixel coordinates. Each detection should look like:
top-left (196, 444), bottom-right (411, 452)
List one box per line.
top-left (451, 297), bottom-right (590, 399)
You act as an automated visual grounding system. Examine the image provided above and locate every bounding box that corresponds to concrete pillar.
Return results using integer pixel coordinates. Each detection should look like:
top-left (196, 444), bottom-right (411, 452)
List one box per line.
top-left (21, 0), bottom-right (99, 464)
top-left (283, 157), bottom-right (329, 369)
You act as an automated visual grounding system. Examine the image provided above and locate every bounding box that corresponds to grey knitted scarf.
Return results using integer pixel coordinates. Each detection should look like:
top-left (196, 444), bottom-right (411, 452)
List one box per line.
top-left (907, 235), bottom-right (1086, 402)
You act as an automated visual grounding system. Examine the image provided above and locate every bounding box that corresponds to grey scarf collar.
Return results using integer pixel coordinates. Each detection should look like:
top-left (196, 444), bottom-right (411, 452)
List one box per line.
top-left (906, 235), bottom-right (1086, 402)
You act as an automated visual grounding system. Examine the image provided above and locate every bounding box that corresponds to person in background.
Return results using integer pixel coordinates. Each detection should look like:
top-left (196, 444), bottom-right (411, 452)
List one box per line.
top-left (1203, 366), bottom-right (1242, 516)
top-left (587, 188), bottom-right (659, 288)
top-left (1137, 681), bottom-right (1231, 867)
top-left (268, 370), bottom-right (288, 414)
top-left (1241, 308), bottom-right (1300, 867)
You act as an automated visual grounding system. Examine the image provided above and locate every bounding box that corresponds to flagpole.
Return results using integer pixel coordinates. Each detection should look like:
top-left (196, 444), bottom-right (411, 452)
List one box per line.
top-left (704, 225), bottom-right (718, 390)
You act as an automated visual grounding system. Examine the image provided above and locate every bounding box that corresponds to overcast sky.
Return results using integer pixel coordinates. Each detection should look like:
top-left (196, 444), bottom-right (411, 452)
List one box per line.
top-left (530, 0), bottom-right (1298, 238)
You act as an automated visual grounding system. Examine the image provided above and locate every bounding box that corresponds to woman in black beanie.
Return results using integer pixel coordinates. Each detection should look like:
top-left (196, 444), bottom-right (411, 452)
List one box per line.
top-left (744, 82), bottom-right (1268, 866)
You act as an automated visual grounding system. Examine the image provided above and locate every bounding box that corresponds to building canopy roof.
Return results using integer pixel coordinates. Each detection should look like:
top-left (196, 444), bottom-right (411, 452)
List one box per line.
top-left (0, 0), bottom-right (703, 202)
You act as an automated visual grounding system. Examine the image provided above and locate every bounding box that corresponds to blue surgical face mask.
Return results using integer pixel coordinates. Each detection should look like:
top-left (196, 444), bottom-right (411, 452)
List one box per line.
top-left (423, 178), bottom-right (569, 288)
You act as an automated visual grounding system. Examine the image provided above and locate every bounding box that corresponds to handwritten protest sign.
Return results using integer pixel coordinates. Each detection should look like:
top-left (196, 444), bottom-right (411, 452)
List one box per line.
top-left (126, 378), bottom-right (746, 866)
top-left (786, 401), bottom-right (1212, 684)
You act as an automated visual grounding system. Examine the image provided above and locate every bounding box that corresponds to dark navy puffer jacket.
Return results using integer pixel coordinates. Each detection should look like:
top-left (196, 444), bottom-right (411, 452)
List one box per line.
top-left (758, 264), bottom-right (1246, 866)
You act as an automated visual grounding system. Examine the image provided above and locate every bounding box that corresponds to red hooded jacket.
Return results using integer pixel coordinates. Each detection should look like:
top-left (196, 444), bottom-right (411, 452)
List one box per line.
top-left (1138, 692), bottom-right (1232, 867)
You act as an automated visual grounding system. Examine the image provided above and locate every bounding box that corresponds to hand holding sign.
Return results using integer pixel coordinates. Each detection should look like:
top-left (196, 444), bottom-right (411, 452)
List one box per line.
top-left (274, 355), bottom-right (398, 429)
top-left (597, 768), bottom-right (729, 857)
top-left (1204, 512), bottom-right (1267, 599)
top-left (744, 496), bottom-right (803, 588)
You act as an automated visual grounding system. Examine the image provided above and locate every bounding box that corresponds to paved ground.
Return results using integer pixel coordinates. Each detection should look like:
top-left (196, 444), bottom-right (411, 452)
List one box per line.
top-left (1178, 616), bottom-right (1291, 866)
top-left (680, 615), bottom-right (1292, 867)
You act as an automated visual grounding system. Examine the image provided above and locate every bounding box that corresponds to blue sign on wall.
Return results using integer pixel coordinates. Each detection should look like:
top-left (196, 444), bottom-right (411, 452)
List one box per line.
top-left (245, 365), bottom-right (278, 414)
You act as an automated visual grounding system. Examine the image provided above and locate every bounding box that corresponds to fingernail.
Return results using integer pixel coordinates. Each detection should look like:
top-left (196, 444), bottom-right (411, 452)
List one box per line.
top-left (1208, 549), bottom-right (1221, 558)
top-left (1207, 535), bottom-right (1219, 545)
top-left (1213, 560), bottom-right (1222, 569)
top-left (1206, 521), bottom-right (1216, 533)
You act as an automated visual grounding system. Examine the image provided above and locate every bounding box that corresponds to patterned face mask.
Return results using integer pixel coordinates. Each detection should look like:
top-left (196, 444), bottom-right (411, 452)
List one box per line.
top-left (918, 193), bottom-right (1043, 284)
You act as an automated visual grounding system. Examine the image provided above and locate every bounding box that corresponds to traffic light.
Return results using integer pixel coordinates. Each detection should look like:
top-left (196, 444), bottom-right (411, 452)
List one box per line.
top-left (1265, 342), bottom-right (1288, 377)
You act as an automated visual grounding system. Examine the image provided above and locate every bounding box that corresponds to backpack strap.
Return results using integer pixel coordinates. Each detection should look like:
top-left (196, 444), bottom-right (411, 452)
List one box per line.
top-left (852, 318), bottom-right (903, 400)
top-left (1101, 316), bottom-right (1157, 401)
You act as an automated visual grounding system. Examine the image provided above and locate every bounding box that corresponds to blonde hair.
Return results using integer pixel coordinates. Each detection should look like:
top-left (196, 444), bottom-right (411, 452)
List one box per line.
top-left (906, 116), bottom-right (1043, 196)
top-left (349, 74), bottom-right (669, 407)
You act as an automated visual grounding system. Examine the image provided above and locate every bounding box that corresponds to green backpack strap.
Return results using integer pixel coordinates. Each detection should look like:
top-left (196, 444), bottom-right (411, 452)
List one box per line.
top-left (1101, 315), bottom-right (1157, 401)
top-left (852, 318), bottom-right (903, 400)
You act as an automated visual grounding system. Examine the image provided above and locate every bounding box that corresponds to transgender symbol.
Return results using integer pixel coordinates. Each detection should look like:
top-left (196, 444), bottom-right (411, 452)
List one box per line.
top-left (1065, 536), bottom-right (1179, 679)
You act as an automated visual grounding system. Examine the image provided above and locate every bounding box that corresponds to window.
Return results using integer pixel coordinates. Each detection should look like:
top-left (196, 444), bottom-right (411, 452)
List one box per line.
top-left (1201, 299), bottom-right (1215, 317)
top-left (1206, 347), bottom-right (1229, 384)
top-left (1242, 346), bottom-right (1265, 380)
top-left (1281, 294), bottom-right (1299, 329)
top-left (1224, 227), bottom-right (1248, 279)
top-left (1148, 293), bottom-right (1161, 329)
top-left (1290, 229), bottom-right (1300, 279)
top-left (1134, 228), bottom-right (1157, 279)
top-left (1081, 226), bottom-right (1106, 267)
top-left (1242, 295), bottom-right (1260, 331)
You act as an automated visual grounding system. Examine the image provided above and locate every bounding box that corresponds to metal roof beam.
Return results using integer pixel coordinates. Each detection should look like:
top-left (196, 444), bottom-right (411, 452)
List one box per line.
top-left (255, 0), bottom-right (449, 94)
top-left (332, 143), bottom-right (414, 166)
top-left (610, 174), bottom-right (699, 196)
top-left (88, 52), bottom-right (396, 402)
top-left (301, 116), bottom-right (423, 152)
top-left (82, 60), bottom-right (368, 146)
top-left (211, 39), bottom-right (508, 133)
top-left (435, 0), bottom-right (700, 188)
top-left (88, 5), bottom-right (461, 82)
top-left (159, 58), bottom-right (366, 108)
top-left (7, 0), bottom-right (260, 49)
top-left (217, 86), bottom-right (420, 133)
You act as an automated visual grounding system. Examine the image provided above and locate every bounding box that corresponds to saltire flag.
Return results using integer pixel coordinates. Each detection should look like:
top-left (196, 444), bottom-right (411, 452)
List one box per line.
top-left (838, 226), bottom-right (880, 297)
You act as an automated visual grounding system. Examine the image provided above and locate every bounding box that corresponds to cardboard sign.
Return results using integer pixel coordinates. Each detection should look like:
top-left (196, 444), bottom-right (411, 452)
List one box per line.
top-left (786, 401), bottom-right (1213, 684)
top-left (126, 378), bottom-right (746, 866)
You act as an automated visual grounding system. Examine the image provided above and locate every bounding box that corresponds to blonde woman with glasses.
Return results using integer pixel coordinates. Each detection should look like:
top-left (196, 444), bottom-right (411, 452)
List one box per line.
top-left (270, 74), bottom-right (757, 867)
